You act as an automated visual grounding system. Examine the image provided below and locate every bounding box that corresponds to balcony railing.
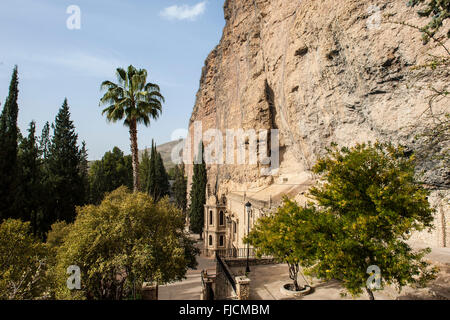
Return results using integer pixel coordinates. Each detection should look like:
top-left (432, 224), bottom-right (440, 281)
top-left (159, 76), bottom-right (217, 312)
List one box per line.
top-left (201, 248), bottom-right (272, 259)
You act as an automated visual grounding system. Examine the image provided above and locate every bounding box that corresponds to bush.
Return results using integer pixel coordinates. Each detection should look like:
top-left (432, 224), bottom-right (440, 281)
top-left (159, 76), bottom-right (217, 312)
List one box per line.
top-left (54, 186), bottom-right (198, 300)
top-left (46, 221), bottom-right (72, 249)
top-left (0, 219), bottom-right (51, 299)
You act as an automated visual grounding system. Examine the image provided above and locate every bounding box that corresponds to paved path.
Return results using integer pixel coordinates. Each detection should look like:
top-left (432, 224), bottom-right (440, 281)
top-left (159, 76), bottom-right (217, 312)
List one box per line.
top-left (409, 242), bottom-right (450, 265)
top-left (159, 235), bottom-right (449, 300)
top-left (248, 260), bottom-right (450, 300)
top-left (248, 264), bottom-right (393, 300)
top-left (159, 239), bottom-right (216, 300)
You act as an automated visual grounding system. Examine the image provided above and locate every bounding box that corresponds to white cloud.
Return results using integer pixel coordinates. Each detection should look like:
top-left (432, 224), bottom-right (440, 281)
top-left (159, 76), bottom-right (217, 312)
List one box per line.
top-left (1, 50), bottom-right (123, 80)
top-left (160, 1), bottom-right (207, 21)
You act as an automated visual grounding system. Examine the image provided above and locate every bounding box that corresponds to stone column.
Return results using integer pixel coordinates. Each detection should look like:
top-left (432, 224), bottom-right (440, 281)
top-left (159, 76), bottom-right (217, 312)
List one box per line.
top-left (235, 276), bottom-right (250, 300)
top-left (141, 282), bottom-right (158, 300)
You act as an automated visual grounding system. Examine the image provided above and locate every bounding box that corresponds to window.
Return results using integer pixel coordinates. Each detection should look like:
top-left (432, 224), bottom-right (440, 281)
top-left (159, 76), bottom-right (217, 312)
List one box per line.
top-left (209, 210), bottom-right (213, 225)
top-left (219, 235), bottom-right (224, 247)
top-left (219, 211), bottom-right (224, 226)
top-left (233, 222), bottom-right (236, 234)
top-left (209, 235), bottom-right (213, 246)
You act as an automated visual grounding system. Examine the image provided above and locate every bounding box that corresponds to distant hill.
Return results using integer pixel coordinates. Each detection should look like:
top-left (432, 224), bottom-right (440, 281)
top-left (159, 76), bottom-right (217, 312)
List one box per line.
top-left (89, 139), bottom-right (184, 171)
top-left (139, 139), bottom-right (184, 170)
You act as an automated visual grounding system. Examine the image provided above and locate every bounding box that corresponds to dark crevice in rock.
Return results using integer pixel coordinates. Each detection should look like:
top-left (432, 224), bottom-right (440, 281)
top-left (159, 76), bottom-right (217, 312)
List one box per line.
top-left (295, 46), bottom-right (309, 57)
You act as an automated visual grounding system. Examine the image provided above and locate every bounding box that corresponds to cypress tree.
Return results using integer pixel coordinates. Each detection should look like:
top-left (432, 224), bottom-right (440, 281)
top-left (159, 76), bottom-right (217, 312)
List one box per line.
top-left (139, 149), bottom-right (151, 193)
top-left (173, 163), bottom-right (187, 215)
top-left (39, 122), bottom-right (51, 160)
top-left (146, 140), bottom-right (170, 202)
top-left (147, 141), bottom-right (157, 199)
top-left (38, 121), bottom-right (52, 235)
top-left (79, 141), bottom-right (89, 204)
top-left (189, 143), bottom-right (207, 238)
top-left (0, 66), bottom-right (20, 221)
top-left (47, 98), bottom-right (84, 223)
top-left (156, 152), bottom-right (170, 199)
top-left (16, 121), bottom-right (42, 235)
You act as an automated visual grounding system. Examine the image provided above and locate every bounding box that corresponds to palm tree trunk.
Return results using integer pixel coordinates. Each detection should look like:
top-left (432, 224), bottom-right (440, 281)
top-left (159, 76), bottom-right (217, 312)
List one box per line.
top-left (129, 119), bottom-right (140, 192)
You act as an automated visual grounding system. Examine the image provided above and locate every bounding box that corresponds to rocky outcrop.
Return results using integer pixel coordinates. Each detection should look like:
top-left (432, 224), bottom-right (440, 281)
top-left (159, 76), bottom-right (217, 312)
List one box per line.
top-left (186, 0), bottom-right (449, 246)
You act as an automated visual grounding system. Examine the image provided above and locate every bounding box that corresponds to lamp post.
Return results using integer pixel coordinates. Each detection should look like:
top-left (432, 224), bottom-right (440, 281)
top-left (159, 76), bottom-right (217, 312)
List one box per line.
top-left (245, 201), bottom-right (252, 273)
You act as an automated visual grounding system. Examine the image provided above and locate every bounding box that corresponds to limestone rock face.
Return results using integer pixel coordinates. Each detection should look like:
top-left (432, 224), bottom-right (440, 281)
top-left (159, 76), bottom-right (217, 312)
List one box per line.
top-left (186, 0), bottom-right (449, 246)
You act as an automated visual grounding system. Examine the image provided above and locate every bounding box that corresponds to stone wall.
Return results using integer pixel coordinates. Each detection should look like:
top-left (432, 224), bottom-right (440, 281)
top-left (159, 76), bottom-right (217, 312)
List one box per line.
top-left (409, 191), bottom-right (450, 248)
top-left (186, 0), bottom-right (449, 248)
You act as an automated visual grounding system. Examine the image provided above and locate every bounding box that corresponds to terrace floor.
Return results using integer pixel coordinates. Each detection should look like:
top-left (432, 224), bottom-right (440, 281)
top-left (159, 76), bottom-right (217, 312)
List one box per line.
top-left (246, 250), bottom-right (450, 300)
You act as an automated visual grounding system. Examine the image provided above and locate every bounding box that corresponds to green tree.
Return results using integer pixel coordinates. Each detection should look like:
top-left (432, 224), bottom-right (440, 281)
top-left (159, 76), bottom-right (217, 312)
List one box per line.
top-left (79, 141), bottom-right (89, 204)
top-left (167, 167), bottom-right (177, 180)
top-left (246, 199), bottom-right (319, 291)
top-left (46, 221), bottom-right (72, 249)
top-left (188, 144), bottom-right (207, 238)
top-left (173, 163), bottom-right (187, 215)
top-left (37, 122), bottom-right (53, 236)
top-left (139, 149), bottom-right (151, 193)
top-left (0, 66), bottom-right (20, 221)
top-left (146, 141), bottom-right (170, 201)
top-left (155, 151), bottom-right (171, 199)
top-left (55, 187), bottom-right (198, 300)
top-left (39, 121), bottom-right (51, 160)
top-left (88, 147), bottom-right (132, 204)
top-left (146, 141), bottom-right (157, 199)
top-left (309, 142), bottom-right (437, 299)
top-left (16, 121), bottom-right (42, 235)
top-left (47, 99), bottom-right (85, 223)
top-left (100, 65), bottom-right (165, 192)
top-left (0, 219), bottom-right (51, 299)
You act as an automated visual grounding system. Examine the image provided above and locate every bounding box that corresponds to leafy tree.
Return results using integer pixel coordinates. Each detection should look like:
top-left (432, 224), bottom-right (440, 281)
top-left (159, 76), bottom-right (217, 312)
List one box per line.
top-left (16, 121), bottom-right (42, 235)
top-left (46, 221), bottom-right (72, 249)
top-left (0, 219), bottom-right (51, 299)
top-left (45, 220), bottom-right (73, 299)
top-left (55, 187), bottom-right (198, 300)
top-left (0, 66), bottom-right (20, 221)
top-left (47, 99), bottom-right (85, 223)
top-left (188, 144), bottom-right (207, 238)
top-left (173, 163), bottom-right (187, 215)
top-left (88, 147), bottom-right (132, 204)
top-left (100, 65), bottom-right (165, 192)
top-left (308, 142), bottom-right (437, 299)
top-left (246, 199), bottom-right (319, 291)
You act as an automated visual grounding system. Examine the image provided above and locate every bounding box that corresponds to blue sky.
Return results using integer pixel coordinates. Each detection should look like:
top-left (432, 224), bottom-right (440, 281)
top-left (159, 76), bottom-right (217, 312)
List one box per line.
top-left (0, 0), bottom-right (225, 160)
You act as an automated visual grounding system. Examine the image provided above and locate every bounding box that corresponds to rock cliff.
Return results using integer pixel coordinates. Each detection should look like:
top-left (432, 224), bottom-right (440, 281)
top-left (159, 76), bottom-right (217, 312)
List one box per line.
top-left (186, 0), bottom-right (449, 246)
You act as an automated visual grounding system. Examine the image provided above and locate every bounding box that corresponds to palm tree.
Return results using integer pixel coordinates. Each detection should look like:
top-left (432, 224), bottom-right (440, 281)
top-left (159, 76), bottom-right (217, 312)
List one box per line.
top-left (100, 65), bottom-right (164, 192)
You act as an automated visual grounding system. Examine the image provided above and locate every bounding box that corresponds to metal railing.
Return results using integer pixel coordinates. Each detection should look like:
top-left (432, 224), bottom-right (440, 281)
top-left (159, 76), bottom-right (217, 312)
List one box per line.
top-left (201, 248), bottom-right (272, 259)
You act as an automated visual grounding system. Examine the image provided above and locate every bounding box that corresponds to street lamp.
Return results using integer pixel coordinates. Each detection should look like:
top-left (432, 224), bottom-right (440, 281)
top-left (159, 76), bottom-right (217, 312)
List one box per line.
top-left (245, 201), bottom-right (252, 273)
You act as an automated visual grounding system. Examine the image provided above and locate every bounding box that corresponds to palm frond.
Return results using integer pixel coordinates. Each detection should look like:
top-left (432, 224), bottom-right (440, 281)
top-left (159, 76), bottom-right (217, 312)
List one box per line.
top-left (100, 65), bottom-right (165, 129)
top-left (116, 68), bottom-right (127, 87)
